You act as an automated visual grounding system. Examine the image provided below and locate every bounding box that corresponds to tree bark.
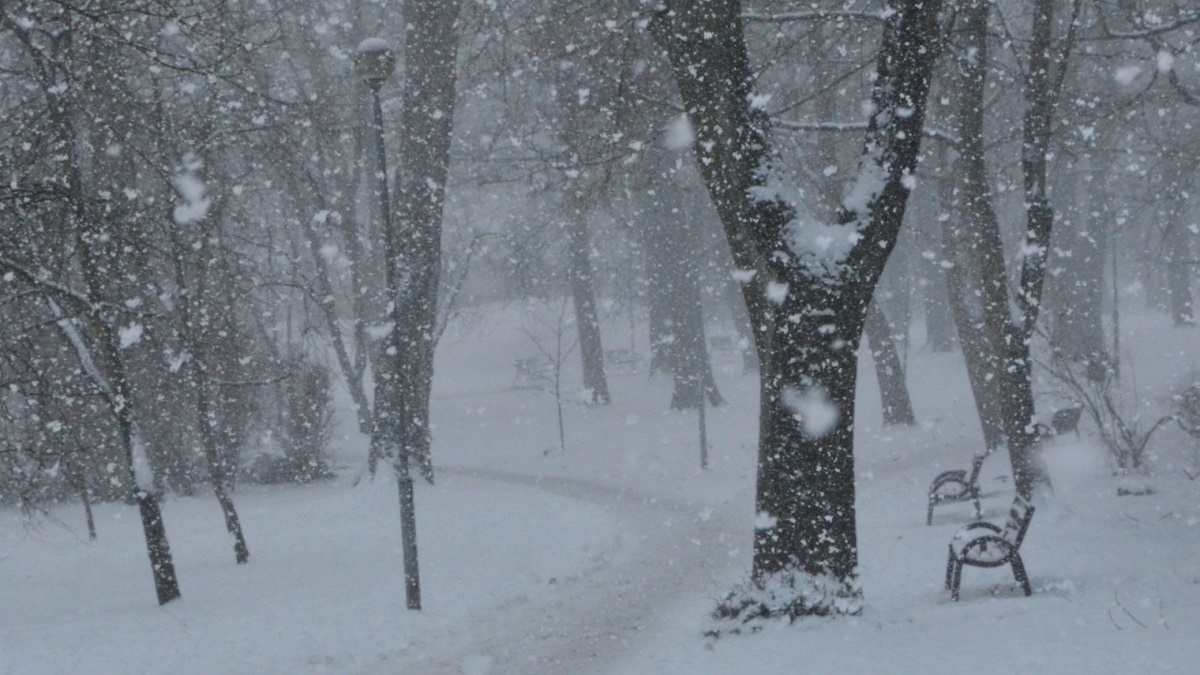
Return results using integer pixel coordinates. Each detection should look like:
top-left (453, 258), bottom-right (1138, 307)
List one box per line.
top-left (669, 260), bottom-right (724, 410)
top-left (922, 257), bottom-right (957, 353)
top-left (391, 0), bottom-right (463, 483)
top-left (864, 301), bottom-right (915, 425)
top-left (170, 197), bottom-right (251, 564)
top-left (1165, 218), bottom-right (1196, 326)
top-left (34, 73), bottom-right (182, 603)
top-left (951, 0), bottom-right (1069, 498)
top-left (1050, 164), bottom-right (1108, 359)
top-left (566, 215), bottom-right (611, 404)
top-left (652, 0), bottom-right (943, 619)
top-left (941, 7), bottom-right (1008, 455)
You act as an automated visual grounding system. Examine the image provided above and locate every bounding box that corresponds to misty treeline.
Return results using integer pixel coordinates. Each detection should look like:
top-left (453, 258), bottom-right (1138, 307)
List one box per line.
top-left (1, 0), bottom-right (1197, 617)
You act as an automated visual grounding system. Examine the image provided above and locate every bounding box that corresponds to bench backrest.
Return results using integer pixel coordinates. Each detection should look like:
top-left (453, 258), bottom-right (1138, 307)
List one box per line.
top-left (1052, 405), bottom-right (1083, 434)
top-left (1000, 496), bottom-right (1035, 549)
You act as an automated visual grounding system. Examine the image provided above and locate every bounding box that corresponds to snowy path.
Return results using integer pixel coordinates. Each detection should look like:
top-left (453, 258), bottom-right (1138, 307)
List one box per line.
top-left (363, 466), bottom-right (752, 674)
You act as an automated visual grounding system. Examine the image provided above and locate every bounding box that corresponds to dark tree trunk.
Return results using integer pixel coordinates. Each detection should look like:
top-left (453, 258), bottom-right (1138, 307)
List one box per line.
top-left (171, 203), bottom-right (251, 564)
top-left (0, 20), bottom-right (182, 605)
top-left (67, 456), bottom-right (97, 541)
top-left (392, 0), bottom-right (462, 483)
top-left (194, 367), bottom-right (250, 564)
top-left (641, 205), bottom-right (678, 376)
top-left (956, 0), bottom-right (1038, 478)
top-left (1006, 0), bottom-right (1077, 497)
top-left (939, 49), bottom-right (1007, 454)
top-left (939, 176), bottom-right (1007, 452)
top-left (81, 486), bottom-right (97, 541)
top-left (1050, 165), bottom-right (1108, 359)
top-left (1165, 219), bottom-right (1196, 326)
top-left (669, 262), bottom-right (724, 409)
top-left (567, 215), bottom-right (611, 404)
top-left (652, 0), bottom-right (943, 620)
top-left (864, 301), bottom-right (916, 425)
top-left (922, 258), bottom-right (956, 353)
top-left (951, 0), bottom-right (1069, 498)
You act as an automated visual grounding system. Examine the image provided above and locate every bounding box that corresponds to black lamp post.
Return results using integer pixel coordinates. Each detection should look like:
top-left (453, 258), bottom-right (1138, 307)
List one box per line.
top-left (355, 38), bottom-right (421, 611)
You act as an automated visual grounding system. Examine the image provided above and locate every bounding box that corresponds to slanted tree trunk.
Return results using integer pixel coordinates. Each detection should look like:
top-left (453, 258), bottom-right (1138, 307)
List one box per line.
top-left (651, 0), bottom-right (943, 621)
top-left (40, 290), bottom-right (181, 604)
top-left (566, 214), bottom-right (611, 404)
top-left (27, 82), bottom-right (182, 603)
top-left (864, 301), bottom-right (915, 425)
top-left (952, 0), bottom-right (1072, 498)
top-left (941, 16), bottom-right (1008, 455)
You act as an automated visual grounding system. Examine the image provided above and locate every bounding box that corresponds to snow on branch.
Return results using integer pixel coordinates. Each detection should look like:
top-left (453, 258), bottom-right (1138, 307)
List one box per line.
top-left (0, 257), bottom-right (96, 317)
top-left (44, 296), bottom-right (114, 399)
top-left (0, 257), bottom-right (121, 401)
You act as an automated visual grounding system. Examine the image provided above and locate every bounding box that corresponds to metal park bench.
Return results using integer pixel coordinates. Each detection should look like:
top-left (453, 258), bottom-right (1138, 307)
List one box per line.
top-left (1036, 404), bottom-right (1083, 439)
top-left (513, 356), bottom-right (553, 386)
top-left (604, 348), bottom-right (644, 373)
top-left (927, 452), bottom-right (986, 526)
top-left (945, 495), bottom-right (1035, 601)
top-left (707, 335), bottom-right (738, 353)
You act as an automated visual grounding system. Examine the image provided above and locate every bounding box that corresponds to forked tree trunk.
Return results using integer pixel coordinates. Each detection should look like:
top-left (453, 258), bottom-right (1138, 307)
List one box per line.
top-left (953, 0), bottom-right (1070, 498)
top-left (652, 0), bottom-right (943, 620)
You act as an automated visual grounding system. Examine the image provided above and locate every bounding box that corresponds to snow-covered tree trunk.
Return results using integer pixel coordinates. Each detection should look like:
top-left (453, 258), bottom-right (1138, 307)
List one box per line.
top-left (651, 0), bottom-right (943, 622)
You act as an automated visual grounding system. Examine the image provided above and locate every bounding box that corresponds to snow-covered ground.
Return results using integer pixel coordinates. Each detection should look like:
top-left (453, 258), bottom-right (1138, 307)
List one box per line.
top-left (3, 304), bottom-right (1200, 673)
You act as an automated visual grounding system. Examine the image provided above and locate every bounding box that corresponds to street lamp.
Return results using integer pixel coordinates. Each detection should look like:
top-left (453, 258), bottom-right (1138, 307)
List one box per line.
top-left (355, 37), bottom-right (421, 611)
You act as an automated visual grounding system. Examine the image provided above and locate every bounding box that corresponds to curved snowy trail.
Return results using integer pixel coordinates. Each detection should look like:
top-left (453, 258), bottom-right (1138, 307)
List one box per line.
top-left (363, 466), bottom-right (751, 674)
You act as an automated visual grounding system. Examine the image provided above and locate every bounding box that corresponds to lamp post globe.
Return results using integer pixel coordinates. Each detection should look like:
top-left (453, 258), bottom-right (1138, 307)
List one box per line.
top-left (355, 38), bottom-right (396, 87)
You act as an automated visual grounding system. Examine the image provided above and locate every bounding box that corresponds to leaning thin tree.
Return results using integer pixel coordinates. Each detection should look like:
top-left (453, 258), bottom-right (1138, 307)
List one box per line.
top-left (649, 0), bottom-right (944, 624)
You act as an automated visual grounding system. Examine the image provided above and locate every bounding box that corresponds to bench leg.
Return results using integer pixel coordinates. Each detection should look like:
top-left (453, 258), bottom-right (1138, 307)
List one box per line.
top-left (950, 559), bottom-right (963, 601)
top-left (1010, 552), bottom-right (1032, 596)
top-left (945, 548), bottom-right (955, 590)
top-left (971, 492), bottom-right (981, 520)
top-left (927, 497), bottom-right (936, 526)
